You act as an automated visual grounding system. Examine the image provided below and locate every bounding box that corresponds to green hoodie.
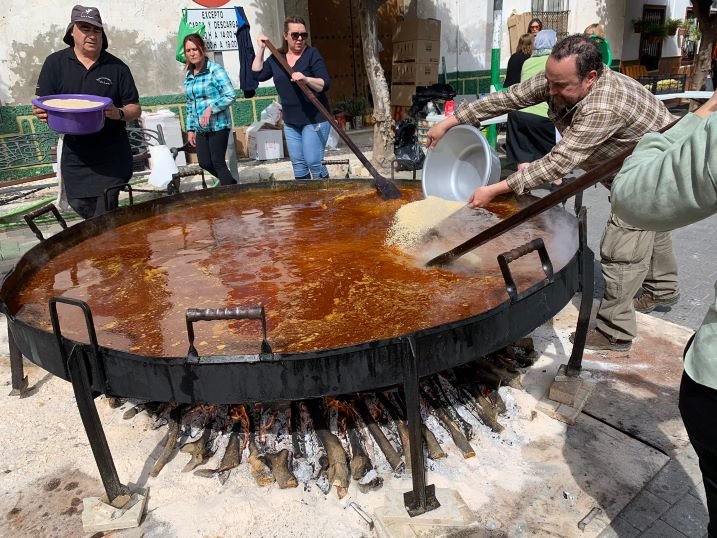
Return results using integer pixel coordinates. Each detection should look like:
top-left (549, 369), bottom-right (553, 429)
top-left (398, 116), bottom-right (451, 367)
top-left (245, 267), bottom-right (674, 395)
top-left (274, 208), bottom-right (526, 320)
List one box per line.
top-left (611, 112), bottom-right (717, 390)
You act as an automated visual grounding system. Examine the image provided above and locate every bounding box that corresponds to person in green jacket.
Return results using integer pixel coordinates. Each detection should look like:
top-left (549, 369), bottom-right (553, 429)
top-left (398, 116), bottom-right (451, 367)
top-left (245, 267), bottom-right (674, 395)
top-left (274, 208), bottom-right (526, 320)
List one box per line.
top-left (611, 92), bottom-right (717, 535)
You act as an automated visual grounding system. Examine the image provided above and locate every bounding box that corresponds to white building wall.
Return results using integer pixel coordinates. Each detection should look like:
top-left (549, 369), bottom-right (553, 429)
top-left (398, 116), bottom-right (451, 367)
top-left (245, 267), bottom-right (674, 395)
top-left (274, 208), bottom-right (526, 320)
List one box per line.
top-left (621, 0), bottom-right (692, 61)
top-left (0, 0), bottom-right (284, 105)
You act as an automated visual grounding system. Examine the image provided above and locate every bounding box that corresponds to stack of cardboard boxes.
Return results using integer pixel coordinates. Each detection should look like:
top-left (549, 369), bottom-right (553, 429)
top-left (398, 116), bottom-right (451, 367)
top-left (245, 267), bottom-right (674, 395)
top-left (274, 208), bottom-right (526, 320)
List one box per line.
top-left (390, 18), bottom-right (441, 107)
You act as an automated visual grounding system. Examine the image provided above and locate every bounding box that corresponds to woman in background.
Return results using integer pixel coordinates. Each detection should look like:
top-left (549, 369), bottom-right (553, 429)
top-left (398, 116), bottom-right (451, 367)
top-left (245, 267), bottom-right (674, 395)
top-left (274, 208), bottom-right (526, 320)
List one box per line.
top-left (527, 17), bottom-right (542, 35)
top-left (505, 30), bottom-right (558, 174)
top-left (183, 33), bottom-right (237, 186)
top-left (584, 23), bottom-right (612, 67)
top-left (252, 16), bottom-right (331, 179)
top-left (504, 33), bottom-right (533, 88)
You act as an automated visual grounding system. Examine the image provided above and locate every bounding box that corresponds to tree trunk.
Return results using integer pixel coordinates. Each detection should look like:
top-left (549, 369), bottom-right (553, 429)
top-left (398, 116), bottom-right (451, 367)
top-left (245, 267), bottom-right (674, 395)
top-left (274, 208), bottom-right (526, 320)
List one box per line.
top-left (358, 0), bottom-right (395, 172)
top-left (691, 1), bottom-right (717, 91)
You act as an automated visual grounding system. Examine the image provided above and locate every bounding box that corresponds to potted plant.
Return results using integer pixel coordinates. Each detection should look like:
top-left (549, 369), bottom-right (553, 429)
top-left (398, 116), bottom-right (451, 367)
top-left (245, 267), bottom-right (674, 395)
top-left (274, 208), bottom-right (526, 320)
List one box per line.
top-left (665, 18), bottom-right (682, 36)
top-left (341, 96), bottom-right (369, 129)
top-left (332, 100), bottom-right (349, 131)
top-left (632, 18), bottom-right (643, 33)
top-left (643, 23), bottom-right (668, 43)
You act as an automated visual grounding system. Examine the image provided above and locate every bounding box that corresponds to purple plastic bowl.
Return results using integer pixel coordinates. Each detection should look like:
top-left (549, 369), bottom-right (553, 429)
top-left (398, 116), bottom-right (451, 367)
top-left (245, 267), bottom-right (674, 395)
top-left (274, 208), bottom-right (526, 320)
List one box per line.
top-left (32, 94), bottom-right (113, 135)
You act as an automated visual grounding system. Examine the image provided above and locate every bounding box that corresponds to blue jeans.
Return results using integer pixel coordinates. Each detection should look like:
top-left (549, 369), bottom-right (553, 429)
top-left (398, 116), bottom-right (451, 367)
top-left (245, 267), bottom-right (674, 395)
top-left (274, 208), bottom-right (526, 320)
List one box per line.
top-left (283, 121), bottom-right (330, 178)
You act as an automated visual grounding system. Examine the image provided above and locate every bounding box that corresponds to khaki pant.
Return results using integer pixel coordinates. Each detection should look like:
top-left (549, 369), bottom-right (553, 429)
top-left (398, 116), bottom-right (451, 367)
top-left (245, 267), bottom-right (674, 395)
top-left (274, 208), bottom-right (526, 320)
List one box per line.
top-left (596, 211), bottom-right (679, 341)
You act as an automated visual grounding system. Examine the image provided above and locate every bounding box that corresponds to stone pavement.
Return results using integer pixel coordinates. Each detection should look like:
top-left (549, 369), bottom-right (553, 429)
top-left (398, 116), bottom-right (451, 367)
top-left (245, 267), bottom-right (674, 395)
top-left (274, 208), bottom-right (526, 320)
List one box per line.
top-left (0, 127), bottom-right (711, 536)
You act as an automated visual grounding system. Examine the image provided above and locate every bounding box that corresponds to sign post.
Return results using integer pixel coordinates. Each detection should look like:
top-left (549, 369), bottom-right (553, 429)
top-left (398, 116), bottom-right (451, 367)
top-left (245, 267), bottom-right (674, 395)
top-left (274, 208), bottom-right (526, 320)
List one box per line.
top-left (186, 8), bottom-right (240, 181)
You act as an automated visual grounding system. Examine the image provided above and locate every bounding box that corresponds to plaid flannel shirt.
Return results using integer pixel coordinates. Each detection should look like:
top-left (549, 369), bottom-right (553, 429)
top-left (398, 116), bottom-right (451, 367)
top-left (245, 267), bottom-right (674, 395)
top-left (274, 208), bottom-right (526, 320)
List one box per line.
top-left (184, 60), bottom-right (236, 133)
top-left (454, 69), bottom-right (676, 193)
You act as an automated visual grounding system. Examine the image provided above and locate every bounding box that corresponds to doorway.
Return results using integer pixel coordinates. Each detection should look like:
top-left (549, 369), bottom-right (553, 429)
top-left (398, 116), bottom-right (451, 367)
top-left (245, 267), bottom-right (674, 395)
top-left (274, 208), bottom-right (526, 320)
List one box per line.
top-left (308, 0), bottom-right (403, 108)
top-left (639, 4), bottom-right (665, 71)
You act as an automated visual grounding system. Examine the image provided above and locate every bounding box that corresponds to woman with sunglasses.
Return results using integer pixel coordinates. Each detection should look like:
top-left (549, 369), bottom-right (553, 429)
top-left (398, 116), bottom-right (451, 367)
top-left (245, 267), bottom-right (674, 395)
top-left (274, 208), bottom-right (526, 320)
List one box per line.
top-left (252, 16), bottom-right (331, 179)
top-left (183, 33), bottom-right (237, 186)
top-left (527, 17), bottom-right (542, 35)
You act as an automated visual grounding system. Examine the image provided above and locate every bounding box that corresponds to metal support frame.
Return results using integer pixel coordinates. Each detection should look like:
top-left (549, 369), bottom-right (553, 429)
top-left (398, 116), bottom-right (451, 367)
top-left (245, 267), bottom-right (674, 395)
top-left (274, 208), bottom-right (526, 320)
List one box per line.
top-left (8, 325), bottom-right (28, 397)
top-left (49, 297), bottom-right (129, 503)
top-left (402, 335), bottom-right (440, 517)
top-left (566, 206), bottom-right (593, 376)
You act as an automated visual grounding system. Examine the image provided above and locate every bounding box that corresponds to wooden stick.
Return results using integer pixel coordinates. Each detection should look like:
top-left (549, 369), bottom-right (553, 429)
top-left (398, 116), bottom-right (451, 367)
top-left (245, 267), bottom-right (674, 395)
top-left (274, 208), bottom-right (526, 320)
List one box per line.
top-left (150, 407), bottom-right (181, 477)
top-left (265, 449), bottom-right (298, 488)
top-left (420, 384), bottom-right (476, 458)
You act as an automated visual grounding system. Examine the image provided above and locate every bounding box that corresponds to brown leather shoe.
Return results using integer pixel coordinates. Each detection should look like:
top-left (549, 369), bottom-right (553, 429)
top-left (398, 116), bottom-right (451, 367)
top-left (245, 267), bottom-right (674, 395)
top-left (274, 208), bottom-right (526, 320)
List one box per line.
top-left (633, 293), bottom-right (680, 314)
top-left (570, 328), bottom-right (631, 351)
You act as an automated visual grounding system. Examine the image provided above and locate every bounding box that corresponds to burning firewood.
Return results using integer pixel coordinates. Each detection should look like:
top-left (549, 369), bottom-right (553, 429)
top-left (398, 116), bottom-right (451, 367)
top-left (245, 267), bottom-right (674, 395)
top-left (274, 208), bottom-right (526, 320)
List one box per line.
top-left (449, 372), bottom-right (505, 434)
top-left (392, 391), bottom-right (446, 460)
top-left (290, 401), bottom-right (306, 459)
top-left (247, 437), bottom-right (275, 486)
top-left (420, 383), bottom-right (475, 459)
top-left (180, 427), bottom-right (213, 472)
top-left (326, 397), bottom-right (382, 492)
top-left (427, 377), bottom-right (473, 440)
top-left (150, 406), bottom-right (182, 477)
top-left (193, 414), bottom-right (247, 483)
top-left (352, 397), bottom-right (404, 473)
top-left (264, 449), bottom-right (298, 489)
top-left (305, 399), bottom-right (350, 498)
top-left (376, 392), bottom-right (413, 471)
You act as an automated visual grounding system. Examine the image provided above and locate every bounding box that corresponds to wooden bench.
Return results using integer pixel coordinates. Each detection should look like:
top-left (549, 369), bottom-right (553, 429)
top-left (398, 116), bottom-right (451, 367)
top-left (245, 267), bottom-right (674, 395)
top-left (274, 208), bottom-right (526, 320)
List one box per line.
top-left (621, 64), bottom-right (649, 80)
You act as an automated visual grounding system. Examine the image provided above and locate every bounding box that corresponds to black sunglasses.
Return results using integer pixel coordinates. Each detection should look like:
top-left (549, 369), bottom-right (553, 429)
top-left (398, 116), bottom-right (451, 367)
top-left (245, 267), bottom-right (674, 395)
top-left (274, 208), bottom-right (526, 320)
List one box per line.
top-left (290, 32), bottom-right (308, 40)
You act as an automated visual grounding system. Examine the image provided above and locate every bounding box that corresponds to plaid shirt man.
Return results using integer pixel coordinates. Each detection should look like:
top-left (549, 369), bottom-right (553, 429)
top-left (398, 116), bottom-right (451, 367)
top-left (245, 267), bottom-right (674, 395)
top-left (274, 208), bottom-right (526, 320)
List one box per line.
top-left (184, 60), bottom-right (236, 132)
top-left (454, 68), bottom-right (675, 193)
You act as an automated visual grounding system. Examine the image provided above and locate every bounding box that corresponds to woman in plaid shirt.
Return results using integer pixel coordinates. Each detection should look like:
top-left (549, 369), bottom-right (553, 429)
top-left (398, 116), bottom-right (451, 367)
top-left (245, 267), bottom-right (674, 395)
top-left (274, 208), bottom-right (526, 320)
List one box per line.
top-left (183, 33), bottom-right (237, 186)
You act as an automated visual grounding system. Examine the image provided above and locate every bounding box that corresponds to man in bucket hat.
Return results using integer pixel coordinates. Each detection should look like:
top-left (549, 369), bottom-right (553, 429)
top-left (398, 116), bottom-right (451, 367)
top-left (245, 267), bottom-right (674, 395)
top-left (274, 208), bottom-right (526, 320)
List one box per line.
top-left (32, 5), bottom-right (141, 219)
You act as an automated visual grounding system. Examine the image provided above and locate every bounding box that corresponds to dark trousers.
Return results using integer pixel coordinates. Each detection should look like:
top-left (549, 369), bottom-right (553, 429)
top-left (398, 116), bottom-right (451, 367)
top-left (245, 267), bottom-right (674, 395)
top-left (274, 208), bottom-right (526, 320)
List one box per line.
top-left (67, 192), bottom-right (119, 220)
top-left (196, 129), bottom-right (236, 186)
top-left (680, 371), bottom-right (717, 536)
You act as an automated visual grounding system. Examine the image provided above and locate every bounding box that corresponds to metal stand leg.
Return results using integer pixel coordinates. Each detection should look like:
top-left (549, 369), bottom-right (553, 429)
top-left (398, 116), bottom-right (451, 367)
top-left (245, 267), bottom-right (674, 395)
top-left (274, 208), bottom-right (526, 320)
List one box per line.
top-left (402, 336), bottom-right (440, 517)
top-left (67, 347), bottom-right (129, 503)
top-left (8, 326), bottom-right (29, 397)
top-left (567, 207), bottom-right (594, 376)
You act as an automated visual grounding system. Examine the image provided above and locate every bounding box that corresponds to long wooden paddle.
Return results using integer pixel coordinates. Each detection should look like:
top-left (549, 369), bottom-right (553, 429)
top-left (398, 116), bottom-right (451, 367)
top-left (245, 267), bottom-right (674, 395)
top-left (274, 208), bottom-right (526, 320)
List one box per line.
top-left (425, 118), bottom-right (680, 267)
top-left (263, 39), bottom-right (401, 200)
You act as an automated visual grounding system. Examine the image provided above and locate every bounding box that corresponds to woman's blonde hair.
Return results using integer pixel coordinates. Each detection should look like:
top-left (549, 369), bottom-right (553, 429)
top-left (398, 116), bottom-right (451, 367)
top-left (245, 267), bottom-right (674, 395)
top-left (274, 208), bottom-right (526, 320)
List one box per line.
top-left (584, 23), bottom-right (606, 38)
top-left (517, 33), bottom-right (534, 55)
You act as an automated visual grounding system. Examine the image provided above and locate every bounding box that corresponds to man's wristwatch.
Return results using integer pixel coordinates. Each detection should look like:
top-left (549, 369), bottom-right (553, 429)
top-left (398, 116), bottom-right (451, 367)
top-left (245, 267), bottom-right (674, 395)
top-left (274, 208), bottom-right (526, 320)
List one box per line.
top-left (118, 108), bottom-right (125, 121)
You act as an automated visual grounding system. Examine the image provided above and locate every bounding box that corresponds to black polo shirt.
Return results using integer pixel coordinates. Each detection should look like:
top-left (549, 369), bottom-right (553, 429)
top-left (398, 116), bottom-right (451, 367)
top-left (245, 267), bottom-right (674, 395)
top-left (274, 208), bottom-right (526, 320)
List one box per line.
top-left (36, 48), bottom-right (140, 197)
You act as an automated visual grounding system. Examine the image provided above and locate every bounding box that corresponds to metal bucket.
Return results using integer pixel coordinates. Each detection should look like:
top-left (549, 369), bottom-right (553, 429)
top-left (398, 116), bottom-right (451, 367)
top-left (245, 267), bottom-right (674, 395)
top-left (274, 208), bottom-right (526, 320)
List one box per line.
top-left (422, 125), bottom-right (501, 202)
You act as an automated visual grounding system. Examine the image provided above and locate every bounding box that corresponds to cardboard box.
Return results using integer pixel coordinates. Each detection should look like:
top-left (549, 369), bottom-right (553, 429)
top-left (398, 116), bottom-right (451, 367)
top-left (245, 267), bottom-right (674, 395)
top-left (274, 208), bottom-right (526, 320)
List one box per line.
top-left (234, 127), bottom-right (249, 158)
top-left (392, 40), bottom-right (440, 64)
top-left (247, 124), bottom-right (284, 160)
top-left (391, 84), bottom-right (418, 106)
top-left (392, 62), bottom-right (439, 86)
top-left (393, 18), bottom-right (441, 43)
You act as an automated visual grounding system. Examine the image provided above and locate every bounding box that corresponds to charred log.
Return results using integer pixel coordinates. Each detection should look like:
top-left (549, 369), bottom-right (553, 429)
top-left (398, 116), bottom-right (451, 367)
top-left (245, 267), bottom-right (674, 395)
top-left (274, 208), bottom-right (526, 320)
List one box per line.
top-left (150, 406), bottom-right (182, 477)
top-left (429, 377), bottom-right (473, 440)
top-left (420, 384), bottom-right (475, 459)
top-left (181, 426), bottom-right (212, 472)
top-left (393, 391), bottom-right (446, 460)
top-left (353, 397), bottom-right (404, 473)
top-left (306, 399), bottom-right (350, 498)
top-left (265, 449), bottom-right (298, 489)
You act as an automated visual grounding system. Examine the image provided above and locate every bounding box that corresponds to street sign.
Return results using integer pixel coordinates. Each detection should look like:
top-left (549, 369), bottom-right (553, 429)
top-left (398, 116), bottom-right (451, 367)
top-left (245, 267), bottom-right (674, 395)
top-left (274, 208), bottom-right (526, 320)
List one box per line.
top-left (186, 8), bottom-right (239, 51)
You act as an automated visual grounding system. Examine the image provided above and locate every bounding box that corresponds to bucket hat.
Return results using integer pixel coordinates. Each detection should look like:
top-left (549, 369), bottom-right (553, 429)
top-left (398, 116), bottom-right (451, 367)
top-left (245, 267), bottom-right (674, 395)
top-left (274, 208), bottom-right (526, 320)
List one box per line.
top-left (62, 5), bottom-right (108, 50)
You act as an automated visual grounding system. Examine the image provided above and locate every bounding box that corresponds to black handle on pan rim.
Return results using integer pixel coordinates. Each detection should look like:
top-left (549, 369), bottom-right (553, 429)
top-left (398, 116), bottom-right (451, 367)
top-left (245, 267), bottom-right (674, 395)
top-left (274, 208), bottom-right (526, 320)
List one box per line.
top-left (23, 203), bottom-right (68, 241)
top-left (497, 238), bottom-right (554, 302)
top-left (185, 306), bottom-right (272, 360)
top-left (103, 183), bottom-right (133, 212)
top-left (48, 296), bottom-right (107, 389)
top-left (263, 39), bottom-right (401, 200)
top-left (425, 117), bottom-right (683, 267)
